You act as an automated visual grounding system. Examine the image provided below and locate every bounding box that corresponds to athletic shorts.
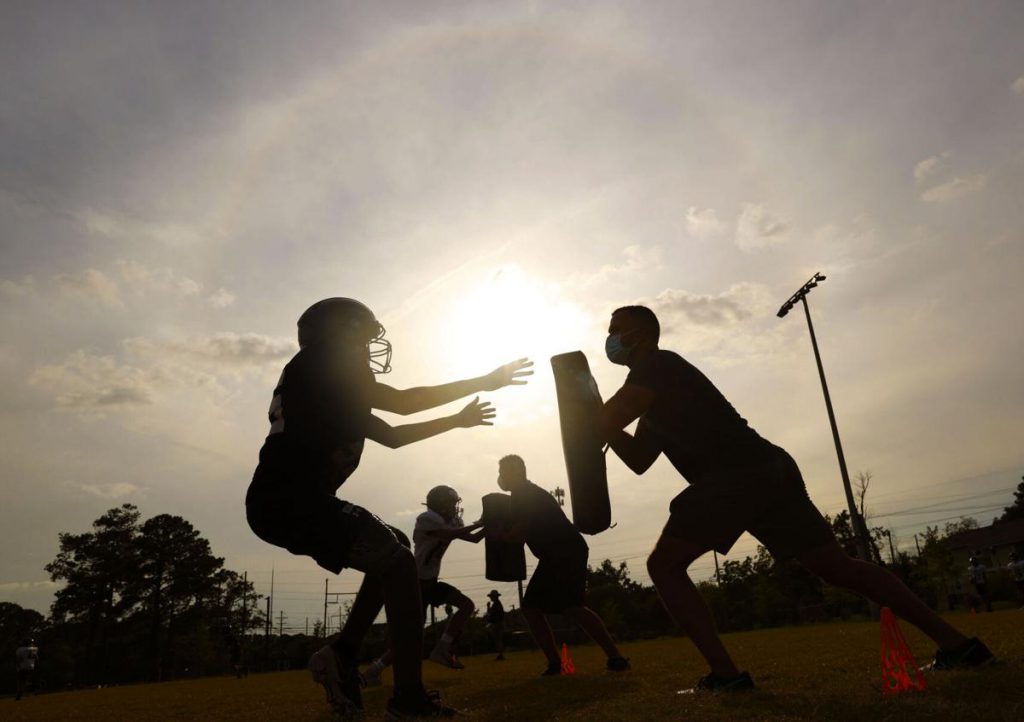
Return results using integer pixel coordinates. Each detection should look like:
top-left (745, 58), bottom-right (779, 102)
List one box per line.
top-left (420, 579), bottom-right (462, 609)
top-left (662, 448), bottom-right (835, 560)
top-left (523, 543), bottom-right (588, 614)
top-left (246, 458), bottom-right (411, 575)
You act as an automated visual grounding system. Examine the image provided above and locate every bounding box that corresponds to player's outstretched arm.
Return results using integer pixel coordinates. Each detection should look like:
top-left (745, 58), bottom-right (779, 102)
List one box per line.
top-left (600, 384), bottom-right (662, 474)
top-left (364, 397), bottom-right (496, 448)
top-left (370, 358), bottom-right (533, 415)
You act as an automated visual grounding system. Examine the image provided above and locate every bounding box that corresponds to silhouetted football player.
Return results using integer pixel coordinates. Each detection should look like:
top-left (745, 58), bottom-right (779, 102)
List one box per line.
top-left (246, 298), bottom-right (531, 718)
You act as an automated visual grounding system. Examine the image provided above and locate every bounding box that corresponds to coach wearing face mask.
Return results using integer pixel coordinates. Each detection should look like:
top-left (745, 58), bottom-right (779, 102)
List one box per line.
top-left (595, 304), bottom-right (991, 694)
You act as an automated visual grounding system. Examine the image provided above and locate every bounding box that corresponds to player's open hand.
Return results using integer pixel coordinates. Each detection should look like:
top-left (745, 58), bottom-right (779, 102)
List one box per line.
top-left (482, 358), bottom-right (534, 391)
top-left (455, 397), bottom-right (496, 427)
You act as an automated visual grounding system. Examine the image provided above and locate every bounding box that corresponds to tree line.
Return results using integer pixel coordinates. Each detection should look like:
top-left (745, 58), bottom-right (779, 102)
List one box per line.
top-left (2, 482), bottom-right (1021, 694)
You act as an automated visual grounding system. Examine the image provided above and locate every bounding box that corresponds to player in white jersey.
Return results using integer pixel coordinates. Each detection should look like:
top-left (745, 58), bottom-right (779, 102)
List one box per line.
top-left (15, 638), bottom-right (39, 701)
top-left (362, 485), bottom-right (484, 686)
top-left (967, 556), bottom-right (993, 612)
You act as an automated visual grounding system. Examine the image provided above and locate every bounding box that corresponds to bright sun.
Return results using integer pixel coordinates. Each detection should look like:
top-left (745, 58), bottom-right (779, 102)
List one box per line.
top-left (436, 265), bottom-right (593, 420)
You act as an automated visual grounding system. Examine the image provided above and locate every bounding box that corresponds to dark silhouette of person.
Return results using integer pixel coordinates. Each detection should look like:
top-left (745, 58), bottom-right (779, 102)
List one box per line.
top-left (488, 454), bottom-right (630, 676)
top-left (597, 305), bottom-right (992, 692)
top-left (1008, 551), bottom-right (1024, 607)
top-left (15, 638), bottom-right (38, 701)
top-left (968, 555), bottom-right (993, 612)
top-left (485, 590), bottom-right (506, 661)
top-left (245, 298), bottom-right (531, 718)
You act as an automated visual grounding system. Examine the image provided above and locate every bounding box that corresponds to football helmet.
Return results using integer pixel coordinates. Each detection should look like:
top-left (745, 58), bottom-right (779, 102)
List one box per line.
top-left (297, 297), bottom-right (392, 373)
top-left (426, 485), bottom-right (462, 520)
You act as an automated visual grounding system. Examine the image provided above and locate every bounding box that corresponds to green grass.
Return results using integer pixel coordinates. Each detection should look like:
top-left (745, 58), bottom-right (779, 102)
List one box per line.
top-left (5, 611), bottom-right (1023, 721)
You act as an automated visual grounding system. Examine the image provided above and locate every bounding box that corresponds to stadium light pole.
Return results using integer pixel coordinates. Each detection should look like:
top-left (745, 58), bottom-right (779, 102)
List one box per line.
top-left (777, 272), bottom-right (873, 564)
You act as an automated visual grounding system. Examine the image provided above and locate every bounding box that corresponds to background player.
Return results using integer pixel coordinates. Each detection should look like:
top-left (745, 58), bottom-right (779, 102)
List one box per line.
top-left (489, 454), bottom-right (630, 676)
top-left (485, 590), bottom-right (506, 661)
top-left (361, 484), bottom-right (484, 686)
top-left (245, 298), bottom-right (532, 718)
top-left (597, 304), bottom-right (992, 692)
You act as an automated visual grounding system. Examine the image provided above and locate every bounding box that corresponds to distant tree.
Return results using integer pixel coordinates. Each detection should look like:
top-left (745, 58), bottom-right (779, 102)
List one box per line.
top-left (995, 479), bottom-right (1024, 524)
top-left (133, 514), bottom-right (230, 680)
top-left (45, 504), bottom-right (141, 683)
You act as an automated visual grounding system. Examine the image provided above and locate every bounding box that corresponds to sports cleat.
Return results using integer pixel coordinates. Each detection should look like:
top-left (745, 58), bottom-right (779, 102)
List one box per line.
top-left (677, 671), bottom-right (755, 695)
top-left (429, 645), bottom-right (465, 669)
top-left (607, 656), bottom-right (631, 672)
top-left (930, 637), bottom-right (995, 670)
top-left (540, 661), bottom-right (561, 677)
top-left (309, 645), bottom-right (362, 715)
top-left (385, 689), bottom-right (457, 720)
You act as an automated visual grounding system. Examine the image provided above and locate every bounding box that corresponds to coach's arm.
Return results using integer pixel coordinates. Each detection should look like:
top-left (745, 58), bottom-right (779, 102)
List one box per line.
top-left (598, 383), bottom-right (662, 475)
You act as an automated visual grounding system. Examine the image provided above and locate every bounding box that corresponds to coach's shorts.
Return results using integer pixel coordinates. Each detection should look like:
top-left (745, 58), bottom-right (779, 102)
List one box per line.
top-left (247, 487), bottom-right (410, 576)
top-left (523, 542), bottom-right (589, 614)
top-left (662, 449), bottom-right (835, 560)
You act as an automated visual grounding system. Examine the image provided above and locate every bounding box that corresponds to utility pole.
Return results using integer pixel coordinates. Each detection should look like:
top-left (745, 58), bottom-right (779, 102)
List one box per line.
top-left (914, 534), bottom-right (922, 556)
top-left (713, 550), bottom-right (721, 584)
top-left (883, 529), bottom-right (897, 565)
top-left (517, 580), bottom-right (524, 608)
top-left (777, 272), bottom-right (873, 564)
top-left (240, 571), bottom-right (248, 669)
top-left (278, 610), bottom-right (286, 636)
top-left (551, 487), bottom-right (565, 507)
top-left (323, 579), bottom-right (329, 638)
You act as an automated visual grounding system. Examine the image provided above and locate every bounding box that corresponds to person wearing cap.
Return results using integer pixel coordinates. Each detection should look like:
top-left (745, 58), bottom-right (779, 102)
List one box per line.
top-left (485, 590), bottom-right (506, 661)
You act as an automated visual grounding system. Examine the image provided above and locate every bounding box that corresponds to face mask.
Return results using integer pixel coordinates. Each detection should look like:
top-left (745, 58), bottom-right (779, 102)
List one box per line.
top-left (605, 333), bottom-right (634, 365)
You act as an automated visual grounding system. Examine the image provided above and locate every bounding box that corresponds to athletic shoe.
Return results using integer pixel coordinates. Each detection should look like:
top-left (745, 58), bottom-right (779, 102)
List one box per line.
top-left (540, 661), bottom-right (561, 676)
top-left (385, 689), bottom-right (457, 720)
top-left (360, 665), bottom-right (383, 688)
top-left (309, 645), bottom-right (362, 714)
top-left (429, 644), bottom-right (465, 669)
top-left (607, 656), bottom-right (631, 672)
top-left (678, 671), bottom-right (755, 694)
top-left (930, 637), bottom-right (995, 670)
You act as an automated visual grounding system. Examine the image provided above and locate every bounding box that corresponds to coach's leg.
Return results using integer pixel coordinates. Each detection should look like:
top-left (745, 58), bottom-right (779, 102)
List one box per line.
top-left (798, 542), bottom-right (966, 649)
top-left (564, 606), bottom-right (622, 659)
top-left (647, 535), bottom-right (740, 678)
top-left (522, 606), bottom-right (560, 667)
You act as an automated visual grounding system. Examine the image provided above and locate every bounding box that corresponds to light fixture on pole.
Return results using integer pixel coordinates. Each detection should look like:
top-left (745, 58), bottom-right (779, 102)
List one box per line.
top-left (778, 272), bottom-right (873, 563)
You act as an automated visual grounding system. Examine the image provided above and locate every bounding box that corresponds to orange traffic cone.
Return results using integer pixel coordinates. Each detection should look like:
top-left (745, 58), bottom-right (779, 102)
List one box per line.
top-left (560, 643), bottom-right (576, 675)
top-left (880, 607), bottom-right (926, 696)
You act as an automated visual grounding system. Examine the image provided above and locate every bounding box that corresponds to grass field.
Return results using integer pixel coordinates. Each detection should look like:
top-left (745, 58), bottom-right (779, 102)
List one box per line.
top-left (4, 610), bottom-right (1022, 721)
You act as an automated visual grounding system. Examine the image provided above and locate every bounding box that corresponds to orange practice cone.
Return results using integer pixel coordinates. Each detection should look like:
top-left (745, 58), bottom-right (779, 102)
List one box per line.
top-left (560, 643), bottom-right (576, 675)
top-left (880, 607), bottom-right (926, 696)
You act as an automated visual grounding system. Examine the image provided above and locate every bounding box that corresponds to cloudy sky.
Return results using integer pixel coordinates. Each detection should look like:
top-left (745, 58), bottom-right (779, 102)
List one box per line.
top-left (2, 1), bottom-right (1023, 629)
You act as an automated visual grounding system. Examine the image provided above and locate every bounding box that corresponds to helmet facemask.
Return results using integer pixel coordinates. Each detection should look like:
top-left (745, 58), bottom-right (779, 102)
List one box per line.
top-left (367, 321), bottom-right (392, 375)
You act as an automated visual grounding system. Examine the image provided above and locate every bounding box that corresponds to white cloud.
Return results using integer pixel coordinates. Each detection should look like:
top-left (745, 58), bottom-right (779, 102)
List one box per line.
top-left (116, 260), bottom-right (202, 298)
top-left (567, 245), bottom-right (663, 290)
top-left (0, 581), bottom-right (61, 592)
top-left (207, 288), bottom-right (236, 308)
top-left (29, 350), bottom-right (156, 409)
top-left (642, 282), bottom-right (774, 329)
top-left (1012, 75), bottom-right (1024, 95)
top-left (82, 208), bottom-right (207, 247)
top-left (53, 268), bottom-right (123, 308)
top-left (68, 481), bottom-right (141, 499)
top-left (0, 275), bottom-right (35, 298)
top-left (124, 332), bottom-right (295, 367)
top-left (920, 173), bottom-right (988, 203)
top-left (913, 151), bottom-right (950, 183)
top-left (684, 206), bottom-right (727, 241)
top-left (735, 203), bottom-right (789, 251)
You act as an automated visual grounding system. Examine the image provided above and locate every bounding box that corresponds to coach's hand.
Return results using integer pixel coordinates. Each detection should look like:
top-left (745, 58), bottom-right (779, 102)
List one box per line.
top-left (481, 358), bottom-right (534, 391)
top-left (455, 397), bottom-right (496, 427)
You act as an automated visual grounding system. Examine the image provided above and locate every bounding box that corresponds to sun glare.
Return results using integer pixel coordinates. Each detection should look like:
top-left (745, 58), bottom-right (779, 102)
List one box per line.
top-left (437, 266), bottom-right (593, 423)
